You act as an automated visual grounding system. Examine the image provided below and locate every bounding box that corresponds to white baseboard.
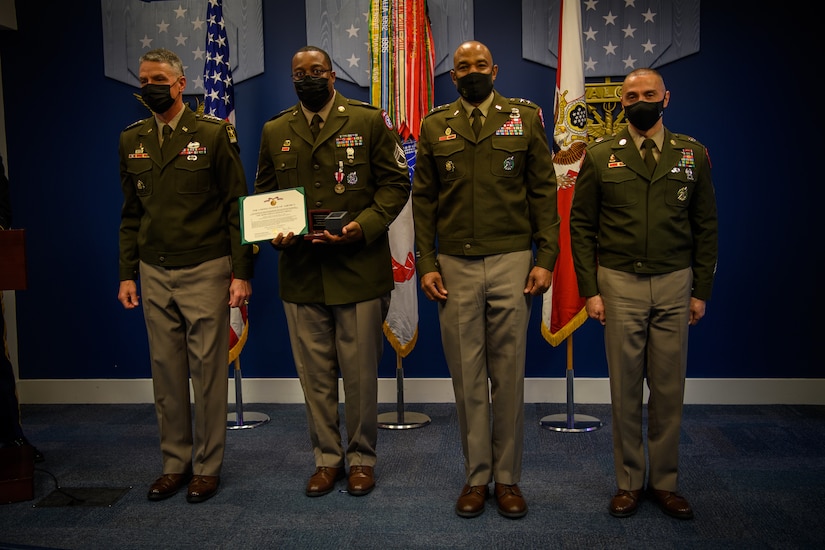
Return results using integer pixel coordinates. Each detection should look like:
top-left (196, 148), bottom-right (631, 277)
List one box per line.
top-left (15, 377), bottom-right (825, 405)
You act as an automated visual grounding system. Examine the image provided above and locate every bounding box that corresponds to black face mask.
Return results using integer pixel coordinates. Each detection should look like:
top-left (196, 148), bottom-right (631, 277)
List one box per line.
top-left (141, 83), bottom-right (176, 114)
top-left (294, 76), bottom-right (332, 113)
top-left (624, 100), bottom-right (665, 131)
top-left (455, 72), bottom-right (494, 103)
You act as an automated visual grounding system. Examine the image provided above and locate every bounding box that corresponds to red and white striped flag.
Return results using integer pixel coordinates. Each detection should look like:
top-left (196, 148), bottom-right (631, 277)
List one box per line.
top-left (541, 0), bottom-right (588, 347)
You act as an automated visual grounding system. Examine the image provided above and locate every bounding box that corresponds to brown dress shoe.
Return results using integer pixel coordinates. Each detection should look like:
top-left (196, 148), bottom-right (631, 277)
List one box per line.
top-left (609, 489), bottom-right (642, 518)
top-left (494, 483), bottom-right (528, 519)
top-left (186, 475), bottom-right (220, 503)
top-left (456, 484), bottom-right (489, 518)
top-left (347, 465), bottom-right (375, 496)
top-left (147, 473), bottom-right (190, 501)
top-left (306, 466), bottom-right (345, 497)
top-left (648, 489), bottom-right (694, 519)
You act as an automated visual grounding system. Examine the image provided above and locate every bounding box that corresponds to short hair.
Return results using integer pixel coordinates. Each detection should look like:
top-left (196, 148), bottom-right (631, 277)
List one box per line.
top-left (295, 45), bottom-right (333, 69)
top-left (139, 48), bottom-right (185, 77)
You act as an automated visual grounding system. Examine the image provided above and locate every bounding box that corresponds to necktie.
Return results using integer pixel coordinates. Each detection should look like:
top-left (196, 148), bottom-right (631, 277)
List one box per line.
top-left (642, 138), bottom-right (657, 175)
top-left (161, 124), bottom-right (173, 160)
top-left (471, 108), bottom-right (483, 138)
top-left (310, 114), bottom-right (322, 141)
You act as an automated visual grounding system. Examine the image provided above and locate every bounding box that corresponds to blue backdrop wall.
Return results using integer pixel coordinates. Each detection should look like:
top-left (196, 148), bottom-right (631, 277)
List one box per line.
top-left (0, 1), bottom-right (819, 382)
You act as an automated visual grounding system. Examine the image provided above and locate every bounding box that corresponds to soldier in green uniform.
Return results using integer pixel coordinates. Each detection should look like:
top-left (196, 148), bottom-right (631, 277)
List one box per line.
top-left (412, 41), bottom-right (559, 519)
top-left (254, 46), bottom-right (409, 498)
top-left (118, 48), bottom-right (254, 504)
top-left (570, 68), bottom-right (718, 520)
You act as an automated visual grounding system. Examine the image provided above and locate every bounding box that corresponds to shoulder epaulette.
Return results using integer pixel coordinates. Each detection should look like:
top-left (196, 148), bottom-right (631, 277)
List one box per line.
top-left (673, 133), bottom-right (699, 144)
top-left (425, 103), bottom-right (451, 116)
top-left (196, 113), bottom-right (225, 124)
top-left (508, 98), bottom-right (539, 109)
top-left (592, 135), bottom-right (617, 145)
top-left (268, 107), bottom-right (294, 122)
top-left (124, 118), bottom-right (148, 131)
top-left (347, 99), bottom-right (379, 110)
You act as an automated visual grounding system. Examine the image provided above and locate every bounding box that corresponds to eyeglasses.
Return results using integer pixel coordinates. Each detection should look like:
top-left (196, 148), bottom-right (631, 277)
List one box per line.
top-left (291, 68), bottom-right (331, 81)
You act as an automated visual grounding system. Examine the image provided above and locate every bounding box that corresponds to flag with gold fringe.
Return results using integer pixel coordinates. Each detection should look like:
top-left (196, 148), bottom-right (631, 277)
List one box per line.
top-left (370, 0), bottom-right (435, 357)
top-left (541, 0), bottom-right (588, 347)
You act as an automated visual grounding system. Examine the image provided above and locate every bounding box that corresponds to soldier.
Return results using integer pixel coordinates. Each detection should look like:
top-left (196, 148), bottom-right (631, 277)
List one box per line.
top-left (412, 40), bottom-right (559, 519)
top-left (254, 46), bottom-right (409, 498)
top-left (570, 67), bottom-right (718, 520)
top-left (117, 48), bottom-right (253, 504)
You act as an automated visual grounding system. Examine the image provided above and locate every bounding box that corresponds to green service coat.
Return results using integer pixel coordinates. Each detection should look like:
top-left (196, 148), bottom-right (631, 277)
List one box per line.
top-left (254, 93), bottom-right (410, 305)
top-left (119, 106), bottom-right (254, 281)
top-left (412, 91), bottom-right (559, 275)
top-left (570, 127), bottom-right (718, 300)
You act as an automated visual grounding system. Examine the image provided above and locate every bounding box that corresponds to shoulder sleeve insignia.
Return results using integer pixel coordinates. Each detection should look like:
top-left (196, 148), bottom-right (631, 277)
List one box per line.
top-left (226, 124), bottom-right (237, 143)
top-left (382, 110), bottom-right (395, 130)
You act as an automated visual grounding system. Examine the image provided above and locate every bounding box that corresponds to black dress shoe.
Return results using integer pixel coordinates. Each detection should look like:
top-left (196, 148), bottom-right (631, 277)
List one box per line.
top-left (186, 475), bottom-right (220, 503)
top-left (147, 473), bottom-right (191, 501)
top-left (609, 489), bottom-right (642, 518)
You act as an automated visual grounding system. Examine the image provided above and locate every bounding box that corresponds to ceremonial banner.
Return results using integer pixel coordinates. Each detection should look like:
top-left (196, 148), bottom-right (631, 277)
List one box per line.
top-left (541, 0), bottom-right (588, 347)
top-left (370, 1), bottom-right (436, 357)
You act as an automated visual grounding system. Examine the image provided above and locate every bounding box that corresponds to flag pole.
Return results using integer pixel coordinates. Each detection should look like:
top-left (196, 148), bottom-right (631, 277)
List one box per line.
top-left (377, 354), bottom-right (431, 430)
top-left (540, 334), bottom-right (601, 432)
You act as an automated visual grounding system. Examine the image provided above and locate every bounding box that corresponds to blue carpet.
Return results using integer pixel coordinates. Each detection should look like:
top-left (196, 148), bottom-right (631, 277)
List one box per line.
top-left (1, 403), bottom-right (824, 549)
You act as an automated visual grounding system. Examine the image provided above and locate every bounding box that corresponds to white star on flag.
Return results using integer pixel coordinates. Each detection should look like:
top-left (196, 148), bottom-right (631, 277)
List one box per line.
top-left (202, 0), bottom-right (234, 125)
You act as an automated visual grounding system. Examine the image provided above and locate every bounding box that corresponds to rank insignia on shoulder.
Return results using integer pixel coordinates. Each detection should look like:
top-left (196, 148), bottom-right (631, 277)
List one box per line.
top-left (226, 125), bottom-right (237, 143)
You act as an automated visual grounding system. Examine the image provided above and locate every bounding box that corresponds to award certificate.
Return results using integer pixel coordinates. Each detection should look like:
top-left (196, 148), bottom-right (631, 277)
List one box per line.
top-left (239, 188), bottom-right (308, 244)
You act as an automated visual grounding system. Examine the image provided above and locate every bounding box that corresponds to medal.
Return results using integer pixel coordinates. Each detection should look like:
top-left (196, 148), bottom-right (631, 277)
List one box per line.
top-left (334, 161), bottom-right (344, 193)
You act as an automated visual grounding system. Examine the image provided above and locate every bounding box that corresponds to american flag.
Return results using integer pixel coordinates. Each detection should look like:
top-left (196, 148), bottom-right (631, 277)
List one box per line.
top-left (202, 0), bottom-right (234, 124)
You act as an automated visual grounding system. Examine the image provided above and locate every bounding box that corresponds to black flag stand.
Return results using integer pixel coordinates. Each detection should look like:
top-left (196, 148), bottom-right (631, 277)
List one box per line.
top-left (377, 355), bottom-right (430, 430)
top-left (540, 335), bottom-right (602, 432)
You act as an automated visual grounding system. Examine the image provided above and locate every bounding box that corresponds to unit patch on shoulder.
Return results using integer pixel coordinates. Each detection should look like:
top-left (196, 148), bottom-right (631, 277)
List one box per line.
top-left (382, 110), bottom-right (394, 130)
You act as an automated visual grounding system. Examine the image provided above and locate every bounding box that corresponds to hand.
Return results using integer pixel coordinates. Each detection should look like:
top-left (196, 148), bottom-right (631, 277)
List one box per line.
top-left (318, 221), bottom-right (364, 245)
top-left (586, 294), bottom-right (605, 325)
top-left (270, 231), bottom-right (298, 250)
top-left (689, 297), bottom-right (706, 326)
top-left (420, 271), bottom-right (448, 302)
top-left (523, 266), bottom-right (552, 296)
top-left (229, 278), bottom-right (251, 308)
top-left (118, 280), bottom-right (140, 309)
